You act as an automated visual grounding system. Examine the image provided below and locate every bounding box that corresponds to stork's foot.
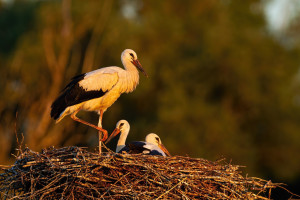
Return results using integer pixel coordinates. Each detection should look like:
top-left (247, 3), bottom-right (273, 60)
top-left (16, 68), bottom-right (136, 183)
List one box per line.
top-left (98, 129), bottom-right (108, 142)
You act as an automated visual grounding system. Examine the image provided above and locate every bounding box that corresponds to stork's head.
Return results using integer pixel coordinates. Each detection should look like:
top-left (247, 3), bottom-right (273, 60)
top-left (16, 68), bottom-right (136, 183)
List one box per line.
top-left (105, 120), bottom-right (130, 144)
top-left (145, 133), bottom-right (171, 156)
top-left (121, 49), bottom-right (148, 77)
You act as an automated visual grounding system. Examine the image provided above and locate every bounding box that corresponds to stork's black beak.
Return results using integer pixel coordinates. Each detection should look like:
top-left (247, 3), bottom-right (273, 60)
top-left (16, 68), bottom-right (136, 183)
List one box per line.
top-left (131, 59), bottom-right (148, 77)
top-left (105, 128), bottom-right (121, 144)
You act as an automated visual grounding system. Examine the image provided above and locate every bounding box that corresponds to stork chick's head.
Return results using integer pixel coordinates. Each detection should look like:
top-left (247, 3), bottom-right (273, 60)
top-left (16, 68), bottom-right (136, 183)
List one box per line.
top-left (116, 119), bottom-right (130, 133)
top-left (145, 133), bottom-right (162, 146)
top-left (105, 120), bottom-right (130, 144)
top-left (121, 49), bottom-right (148, 77)
top-left (145, 133), bottom-right (171, 156)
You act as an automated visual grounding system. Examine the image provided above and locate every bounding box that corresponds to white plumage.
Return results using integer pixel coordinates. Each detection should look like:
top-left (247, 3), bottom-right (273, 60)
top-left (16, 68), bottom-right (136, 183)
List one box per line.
top-left (105, 120), bottom-right (171, 156)
top-left (51, 49), bottom-right (147, 143)
top-left (143, 133), bottom-right (168, 155)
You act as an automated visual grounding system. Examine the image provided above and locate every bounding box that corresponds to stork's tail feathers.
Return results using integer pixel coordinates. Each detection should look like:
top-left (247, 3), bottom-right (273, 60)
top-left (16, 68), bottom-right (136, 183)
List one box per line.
top-left (51, 95), bottom-right (67, 121)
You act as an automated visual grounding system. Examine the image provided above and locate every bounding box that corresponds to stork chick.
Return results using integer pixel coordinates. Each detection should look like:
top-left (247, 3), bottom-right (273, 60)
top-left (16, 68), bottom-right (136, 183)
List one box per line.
top-left (106, 120), bottom-right (171, 156)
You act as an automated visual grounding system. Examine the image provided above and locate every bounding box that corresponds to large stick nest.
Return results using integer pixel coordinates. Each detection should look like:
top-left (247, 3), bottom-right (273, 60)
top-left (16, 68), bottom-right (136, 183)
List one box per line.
top-left (0, 146), bottom-right (280, 199)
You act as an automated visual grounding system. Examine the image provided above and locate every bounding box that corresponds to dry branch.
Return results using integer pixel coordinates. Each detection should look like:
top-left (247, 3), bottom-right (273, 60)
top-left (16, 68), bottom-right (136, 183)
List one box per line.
top-left (0, 146), bottom-right (281, 199)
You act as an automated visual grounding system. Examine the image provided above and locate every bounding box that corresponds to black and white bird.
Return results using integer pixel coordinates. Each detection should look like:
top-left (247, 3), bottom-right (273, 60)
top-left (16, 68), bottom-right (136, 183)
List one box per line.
top-left (105, 120), bottom-right (171, 156)
top-left (50, 49), bottom-right (148, 143)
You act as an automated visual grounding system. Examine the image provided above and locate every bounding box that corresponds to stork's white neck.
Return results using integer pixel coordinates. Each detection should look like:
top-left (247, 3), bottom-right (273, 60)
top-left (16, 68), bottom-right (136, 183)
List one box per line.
top-left (119, 59), bottom-right (140, 93)
top-left (116, 127), bottom-right (130, 152)
top-left (122, 58), bottom-right (139, 72)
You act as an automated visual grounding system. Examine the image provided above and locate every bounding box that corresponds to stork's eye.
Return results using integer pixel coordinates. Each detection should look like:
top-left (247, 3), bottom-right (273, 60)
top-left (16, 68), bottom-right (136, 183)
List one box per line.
top-left (120, 123), bottom-right (124, 128)
top-left (155, 137), bottom-right (160, 143)
top-left (129, 53), bottom-right (134, 59)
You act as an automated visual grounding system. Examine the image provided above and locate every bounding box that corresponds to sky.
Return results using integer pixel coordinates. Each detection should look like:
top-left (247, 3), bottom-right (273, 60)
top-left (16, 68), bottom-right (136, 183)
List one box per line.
top-left (264, 0), bottom-right (300, 33)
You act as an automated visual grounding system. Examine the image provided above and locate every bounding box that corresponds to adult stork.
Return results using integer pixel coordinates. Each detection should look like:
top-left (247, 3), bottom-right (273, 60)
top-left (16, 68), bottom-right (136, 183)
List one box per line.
top-left (105, 120), bottom-right (171, 156)
top-left (50, 49), bottom-right (147, 151)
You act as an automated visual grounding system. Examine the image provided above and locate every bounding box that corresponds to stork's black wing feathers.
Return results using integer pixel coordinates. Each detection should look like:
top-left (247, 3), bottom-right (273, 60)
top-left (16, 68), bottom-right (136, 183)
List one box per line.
top-left (62, 73), bottom-right (85, 92)
top-left (50, 73), bottom-right (106, 120)
top-left (127, 142), bottom-right (147, 154)
top-left (118, 142), bottom-right (164, 156)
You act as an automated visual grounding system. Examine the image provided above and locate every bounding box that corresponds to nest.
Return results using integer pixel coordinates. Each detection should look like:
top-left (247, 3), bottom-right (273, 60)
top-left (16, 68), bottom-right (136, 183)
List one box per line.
top-left (0, 146), bottom-right (280, 199)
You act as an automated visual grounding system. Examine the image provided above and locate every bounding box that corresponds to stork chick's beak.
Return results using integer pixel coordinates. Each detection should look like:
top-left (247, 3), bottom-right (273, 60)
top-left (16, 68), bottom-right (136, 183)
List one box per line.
top-left (158, 143), bottom-right (171, 156)
top-left (131, 59), bottom-right (148, 77)
top-left (105, 128), bottom-right (121, 144)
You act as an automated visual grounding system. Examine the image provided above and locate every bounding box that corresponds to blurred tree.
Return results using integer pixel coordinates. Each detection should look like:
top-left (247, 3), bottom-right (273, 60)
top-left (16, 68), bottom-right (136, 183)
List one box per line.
top-left (0, 1), bottom-right (36, 55)
top-left (0, 1), bottom-right (299, 194)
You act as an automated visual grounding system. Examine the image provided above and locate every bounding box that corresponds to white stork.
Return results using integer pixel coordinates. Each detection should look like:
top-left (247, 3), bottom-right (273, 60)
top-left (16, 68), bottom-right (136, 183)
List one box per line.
top-left (50, 49), bottom-right (147, 147)
top-left (105, 120), bottom-right (171, 156)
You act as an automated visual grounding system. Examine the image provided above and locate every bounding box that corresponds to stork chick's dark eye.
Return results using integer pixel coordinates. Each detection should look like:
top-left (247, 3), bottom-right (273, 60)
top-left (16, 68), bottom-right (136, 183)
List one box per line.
top-left (120, 123), bottom-right (124, 127)
top-left (155, 137), bottom-right (160, 143)
top-left (129, 53), bottom-right (134, 59)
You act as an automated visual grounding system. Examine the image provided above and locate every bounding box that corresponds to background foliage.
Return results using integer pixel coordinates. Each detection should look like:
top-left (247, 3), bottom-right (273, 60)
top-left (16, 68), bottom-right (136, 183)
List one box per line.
top-left (0, 0), bottom-right (299, 197)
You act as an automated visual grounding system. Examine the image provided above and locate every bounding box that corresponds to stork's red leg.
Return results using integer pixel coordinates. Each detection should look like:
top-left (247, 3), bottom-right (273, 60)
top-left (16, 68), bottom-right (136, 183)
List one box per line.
top-left (98, 110), bottom-right (104, 128)
top-left (97, 110), bottom-right (107, 141)
top-left (71, 111), bottom-right (108, 141)
top-left (97, 110), bottom-right (106, 154)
